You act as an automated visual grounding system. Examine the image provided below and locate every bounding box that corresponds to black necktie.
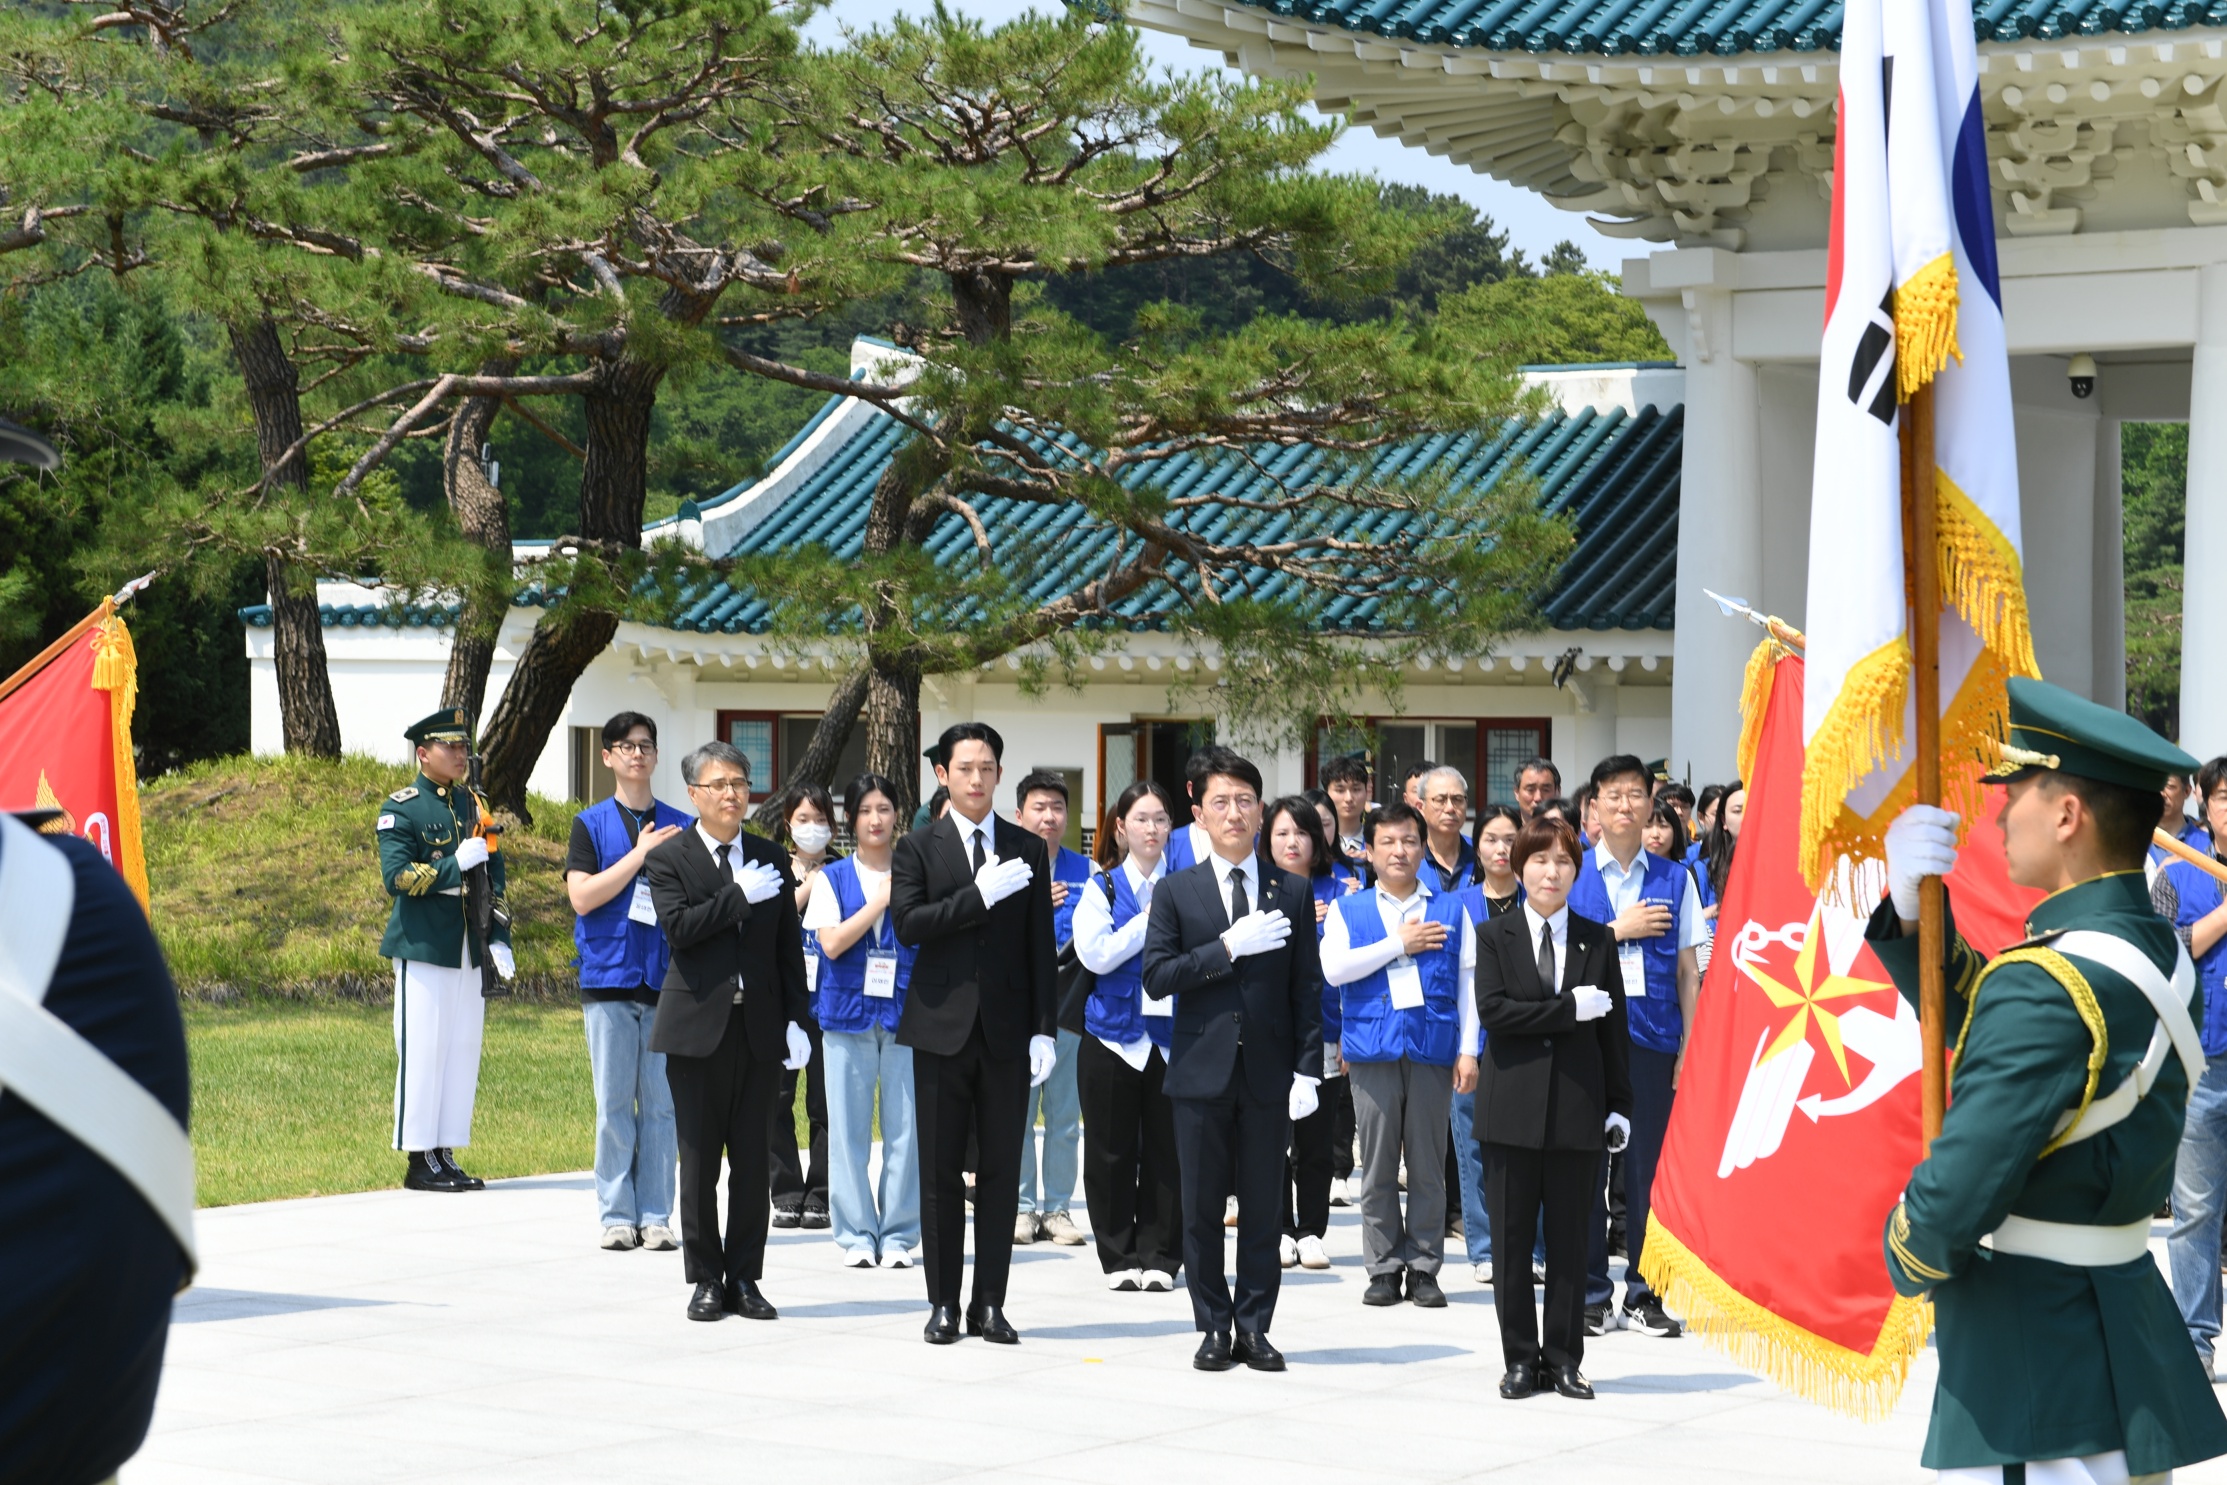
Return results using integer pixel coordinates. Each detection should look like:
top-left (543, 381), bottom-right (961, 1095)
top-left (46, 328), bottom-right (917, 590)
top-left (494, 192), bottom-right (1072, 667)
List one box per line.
top-left (971, 828), bottom-right (986, 874)
top-left (1537, 921), bottom-right (1557, 998)
top-left (715, 841), bottom-right (731, 875)
top-left (1228, 866), bottom-right (1249, 924)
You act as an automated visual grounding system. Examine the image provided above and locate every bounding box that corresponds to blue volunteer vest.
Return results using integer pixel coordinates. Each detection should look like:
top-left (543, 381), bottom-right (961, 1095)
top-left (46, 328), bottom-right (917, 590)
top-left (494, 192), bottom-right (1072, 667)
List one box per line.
top-left (1164, 823), bottom-right (1203, 874)
top-left (1313, 870), bottom-right (1352, 1042)
top-left (812, 855), bottom-right (913, 1034)
top-left (2165, 855), bottom-right (2227, 1057)
top-left (573, 796), bottom-right (692, 990)
top-left (1568, 848), bottom-right (1687, 1055)
top-left (1051, 845), bottom-right (1094, 947)
top-left (1084, 869), bottom-right (1172, 1052)
top-left (1333, 889), bottom-right (1466, 1067)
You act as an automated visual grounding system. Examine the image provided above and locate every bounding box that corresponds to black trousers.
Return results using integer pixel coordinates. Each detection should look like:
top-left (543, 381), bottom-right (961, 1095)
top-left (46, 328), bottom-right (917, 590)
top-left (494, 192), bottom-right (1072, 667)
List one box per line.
top-left (1485, 1142), bottom-right (1597, 1372)
top-left (1077, 1036), bottom-right (1182, 1275)
top-left (666, 1003), bottom-right (779, 1287)
top-left (1173, 1054), bottom-right (1289, 1336)
top-left (769, 1020), bottom-right (828, 1212)
top-left (913, 1022), bottom-right (1029, 1310)
top-left (1329, 1074), bottom-right (1357, 1178)
top-left (1284, 1072), bottom-right (1343, 1239)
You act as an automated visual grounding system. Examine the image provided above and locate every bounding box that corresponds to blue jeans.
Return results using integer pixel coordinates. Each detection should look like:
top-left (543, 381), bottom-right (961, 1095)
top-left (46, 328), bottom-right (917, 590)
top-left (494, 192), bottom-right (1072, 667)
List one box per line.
top-left (823, 1025), bottom-right (920, 1256)
top-left (2171, 1057), bottom-right (2227, 1366)
top-left (1019, 1028), bottom-right (1082, 1214)
top-left (1590, 1044), bottom-right (1675, 1308)
top-left (581, 997), bottom-right (675, 1229)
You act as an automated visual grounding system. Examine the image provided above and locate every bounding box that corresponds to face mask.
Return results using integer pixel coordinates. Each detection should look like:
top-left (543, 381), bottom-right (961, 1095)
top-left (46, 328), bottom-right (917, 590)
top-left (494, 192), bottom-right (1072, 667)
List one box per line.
top-left (790, 822), bottom-right (833, 854)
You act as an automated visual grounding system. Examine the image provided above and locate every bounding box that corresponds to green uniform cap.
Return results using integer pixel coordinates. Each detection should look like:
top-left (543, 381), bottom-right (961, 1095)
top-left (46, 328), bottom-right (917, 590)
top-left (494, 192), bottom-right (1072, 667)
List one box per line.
top-left (1980, 675), bottom-right (2197, 791)
top-left (404, 707), bottom-right (472, 746)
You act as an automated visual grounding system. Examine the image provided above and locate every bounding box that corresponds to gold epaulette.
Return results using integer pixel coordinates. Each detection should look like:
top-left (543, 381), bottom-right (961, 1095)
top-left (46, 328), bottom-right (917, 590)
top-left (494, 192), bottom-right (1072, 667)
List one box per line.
top-left (1962, 942), bottom-right (2107, 1158)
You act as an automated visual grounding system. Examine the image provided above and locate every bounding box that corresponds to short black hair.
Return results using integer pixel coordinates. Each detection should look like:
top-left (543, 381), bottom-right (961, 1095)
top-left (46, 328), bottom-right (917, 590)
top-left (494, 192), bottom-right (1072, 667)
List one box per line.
top-left (924, 785), bottom-right (951, 820)
top-left (1261, 795), bottom-right (1336, 879)
top-left (1647, 797), bottom-right (1690, 859)
top-left (1320, 753), bottom-right (1371, 789)
top-left (1401, 760), bottom-right (1439, 790)
top-left (1189, 745), bottom-right (1262, 806)
top-left (778, 781), bottom-right (835, 833)
top-left (2045, 773), bottom-right (2164, 867)
top-left (936, 721), bottom-right (1003, 764)
top-left (1014, 769), bottom-right (1069, 807)
top-left (601, 711), bottom-right (658, 748)
top-left (2200, 756), bottom-right (2227, 803)
top-left (842, 772), bottom-right (901, 826)
top-left (1477, 802), bottom-right (1523, 833)
top-left (1533, 796), bottom-right (1574, 825)
top-left (1590, 753), bottom-right (1651, 793)
top-left (1658, 782), bottom-right (1696, 811)
top-left (1364, 799), bottom-right (1426, 845)
top-left (1515, 756), bottom-right (1561, 789)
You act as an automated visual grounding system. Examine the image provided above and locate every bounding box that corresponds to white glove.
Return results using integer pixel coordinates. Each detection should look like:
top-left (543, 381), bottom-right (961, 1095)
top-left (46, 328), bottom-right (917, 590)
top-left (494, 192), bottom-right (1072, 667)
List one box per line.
top-left (453, 836), bottom-right (489, 871)
top-left (487, 941), bottom-right (515, 981)
top-left (1288, 1074), bottom-right (1320, 1121)
top-left (1604, 1113), bottom-right (1631, 1153)
top-left (1028, 1034), bottom-right (1058, 1087)
top-left (735, 859), bottom-right (784, 905)
top-left (1220, 908), bottom-right (1292, 960)
top-left (1885, 804), bottom-right (1961, 920)
top-left (783, 1020), bottom-right (812, 1071)
top-left (976, 856), bottom-right (1034, 909)
top-left (1571, 985), bottom-right (1613, 1022)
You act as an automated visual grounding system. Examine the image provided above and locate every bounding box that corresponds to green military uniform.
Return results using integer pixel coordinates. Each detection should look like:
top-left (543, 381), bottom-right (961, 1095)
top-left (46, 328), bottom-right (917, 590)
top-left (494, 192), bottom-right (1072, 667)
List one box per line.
top-left (376, 773), bottom-right (509, 966)
top-left (1870, 678), bottom-right (2227, 1478)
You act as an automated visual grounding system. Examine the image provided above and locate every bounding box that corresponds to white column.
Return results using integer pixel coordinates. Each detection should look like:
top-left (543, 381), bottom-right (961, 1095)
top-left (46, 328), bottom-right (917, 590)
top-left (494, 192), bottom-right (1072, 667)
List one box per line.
top-left (2183, 263), bottom-right (2227, 751)
top-left (2090, 414), bottom-right (2125, 710)
top-left (1669, 287), bottom-right (1762, 783)
top-left (1568, 666), bottom-right (1621, 770)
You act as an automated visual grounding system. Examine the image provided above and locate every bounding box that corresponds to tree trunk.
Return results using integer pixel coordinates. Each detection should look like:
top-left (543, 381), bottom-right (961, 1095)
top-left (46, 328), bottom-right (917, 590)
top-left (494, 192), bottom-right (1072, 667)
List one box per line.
top-left (229, 317), bottom-right (341, 758)
top-left (439, 361), bottom-right (516, 729)
top-left (749, 665), bottom-right (871, 831)
top-left (863, 657), bottom-right (924, 821)
top-left (477, 352), bottom-right (665, 817)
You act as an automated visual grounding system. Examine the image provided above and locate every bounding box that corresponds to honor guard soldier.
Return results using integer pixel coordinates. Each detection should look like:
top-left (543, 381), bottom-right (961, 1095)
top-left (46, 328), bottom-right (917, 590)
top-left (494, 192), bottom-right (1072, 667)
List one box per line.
top-left (379, 707), bottom-right (514, 1193)
top-left (1872, 677), bottom-right (2227, 1484)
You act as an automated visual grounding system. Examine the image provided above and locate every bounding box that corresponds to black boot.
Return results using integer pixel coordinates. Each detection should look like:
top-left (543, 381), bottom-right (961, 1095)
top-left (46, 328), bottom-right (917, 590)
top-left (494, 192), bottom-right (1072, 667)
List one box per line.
top-left (403, 1151), bottom-right (466, 1193)
top-left (438, 1147), bottom-right (486, 1190)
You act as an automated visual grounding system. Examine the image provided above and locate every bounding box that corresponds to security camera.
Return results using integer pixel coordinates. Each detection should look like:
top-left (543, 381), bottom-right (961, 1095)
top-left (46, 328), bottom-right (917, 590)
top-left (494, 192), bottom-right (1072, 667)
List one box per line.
top-left (2068, 353), bottom-right (2097, 400)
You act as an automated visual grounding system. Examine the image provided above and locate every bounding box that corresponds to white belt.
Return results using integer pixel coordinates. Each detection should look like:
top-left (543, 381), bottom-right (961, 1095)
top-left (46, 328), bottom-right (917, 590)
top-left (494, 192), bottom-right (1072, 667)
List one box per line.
top-left (1981, 1214), bottom-right (2150, 1267)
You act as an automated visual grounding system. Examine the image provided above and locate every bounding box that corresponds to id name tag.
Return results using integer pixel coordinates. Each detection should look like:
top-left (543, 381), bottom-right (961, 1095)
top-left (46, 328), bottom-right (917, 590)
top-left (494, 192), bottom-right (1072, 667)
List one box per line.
top-left (1619, 941), bottom-right (1646, 996)
top-left (1387, 958), bottom-right (1426, 1010)
top-left (1142, 990), bottom-right (1173, 1016)
top-left (628, 878), bottom-right (657, 926)
top-left (864, 950), bottom-right (900, 999)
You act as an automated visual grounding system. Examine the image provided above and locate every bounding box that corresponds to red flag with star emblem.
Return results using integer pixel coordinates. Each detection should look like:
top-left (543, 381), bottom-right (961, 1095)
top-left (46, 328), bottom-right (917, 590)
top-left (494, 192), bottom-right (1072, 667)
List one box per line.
top-left (1639, 647), bottom-right (2039, 1417)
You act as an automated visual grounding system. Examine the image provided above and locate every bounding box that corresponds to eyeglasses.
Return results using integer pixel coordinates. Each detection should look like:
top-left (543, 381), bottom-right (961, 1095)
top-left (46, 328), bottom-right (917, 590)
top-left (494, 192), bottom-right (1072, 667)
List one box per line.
top-left (1424, 792), bottom-right (1468, 807)
top-left (690, 777), bottom-right (750, 795)
top-left (607, 740), bottom-right (656, 757)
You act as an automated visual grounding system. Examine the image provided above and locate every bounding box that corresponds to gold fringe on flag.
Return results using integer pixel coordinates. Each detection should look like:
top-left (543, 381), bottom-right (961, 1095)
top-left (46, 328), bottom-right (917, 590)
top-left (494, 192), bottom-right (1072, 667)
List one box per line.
top-left (89, 599), bottom-right (149, 912)
top-left (1894, 251), bottom-right (1962, 401)
top-left (1736, 636), bottom-right (1787, 785)
top-left (1797, 636), bottom-right (1910, 889)
top-left (1641, 1216), bottom-right (1934, 1421)
top-left (1935, 471), bottom-right (2040, 680)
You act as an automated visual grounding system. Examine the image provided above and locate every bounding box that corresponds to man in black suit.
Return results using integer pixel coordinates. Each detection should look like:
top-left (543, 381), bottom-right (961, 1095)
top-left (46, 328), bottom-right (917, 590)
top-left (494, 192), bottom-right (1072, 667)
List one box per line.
top-left (892, 722), bottom-right (1059, 1346)
top-left (1464, 812), bottom-right (1632, 1401)
top-left (644, 740), bottom-right (812, 1325)
top-left (1142, 746), bottom-right (1323, 1373)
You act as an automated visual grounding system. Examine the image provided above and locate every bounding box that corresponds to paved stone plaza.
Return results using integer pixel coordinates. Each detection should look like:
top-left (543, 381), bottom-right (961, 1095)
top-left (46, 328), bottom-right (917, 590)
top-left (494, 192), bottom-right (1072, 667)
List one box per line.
top-left (135, 1168), bottom-right (2225, 1484)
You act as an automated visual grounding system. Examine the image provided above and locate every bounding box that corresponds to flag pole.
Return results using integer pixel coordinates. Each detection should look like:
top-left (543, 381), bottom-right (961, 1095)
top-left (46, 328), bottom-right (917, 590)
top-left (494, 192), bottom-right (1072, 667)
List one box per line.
top-left (1902, 382), bottom-right (1948, 1153)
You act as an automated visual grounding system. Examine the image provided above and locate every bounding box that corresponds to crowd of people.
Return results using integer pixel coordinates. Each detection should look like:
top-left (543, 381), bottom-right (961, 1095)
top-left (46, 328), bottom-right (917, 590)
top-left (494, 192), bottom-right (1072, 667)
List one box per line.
top-left (499, 709), bottom-right (1761, 1392)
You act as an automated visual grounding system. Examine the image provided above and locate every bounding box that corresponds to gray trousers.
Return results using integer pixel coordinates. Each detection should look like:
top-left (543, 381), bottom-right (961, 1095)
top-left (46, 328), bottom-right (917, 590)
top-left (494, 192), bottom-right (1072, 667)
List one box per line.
top-left (1349, 1056), bottom-right (1455, 1277)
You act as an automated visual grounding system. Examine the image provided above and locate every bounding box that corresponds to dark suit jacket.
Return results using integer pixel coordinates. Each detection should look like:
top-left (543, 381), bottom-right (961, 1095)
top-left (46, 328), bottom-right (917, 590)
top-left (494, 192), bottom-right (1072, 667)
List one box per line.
top-left (890, 813), bottom-right (1056, 1059)
top-left (1141, 858), bottom-right (1324, 1104)
top-left (644, 827), bottom-right (809, 1060)
top-left (1474, 905), bottom-right (1633, 1150)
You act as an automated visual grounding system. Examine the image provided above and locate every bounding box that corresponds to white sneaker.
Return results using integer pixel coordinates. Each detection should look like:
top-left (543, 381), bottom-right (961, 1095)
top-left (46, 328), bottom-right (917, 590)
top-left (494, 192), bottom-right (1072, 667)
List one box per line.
top-left (1108, 1268), bottom-right (1143, 1291)
top-left (637, 1224), bottom-right (677, 1251)
top-left (1297, 1234), bottom-right (1331, 1271)
top-left (1279, 1234), bottom-right (1299, 1269)
top-left (880, 1243), bottom-right (913, 1269)
top-left (1328, 1176), bottom-right (1356, 1207)
top-left (842, 1246), bottom-right (875, 1268)
top-left (1472, 1261), bottom-right (1493, 1285)
top-left (1140, 1270), bottom-right (1175, 1292)
top-left (600, 1224), bottom-right (638, 1251)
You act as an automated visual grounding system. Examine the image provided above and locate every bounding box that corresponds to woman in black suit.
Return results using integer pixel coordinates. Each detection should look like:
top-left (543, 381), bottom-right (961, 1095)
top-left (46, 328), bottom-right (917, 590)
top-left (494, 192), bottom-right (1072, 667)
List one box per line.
top-left (1469, 813), bottom-right (1632, 1402)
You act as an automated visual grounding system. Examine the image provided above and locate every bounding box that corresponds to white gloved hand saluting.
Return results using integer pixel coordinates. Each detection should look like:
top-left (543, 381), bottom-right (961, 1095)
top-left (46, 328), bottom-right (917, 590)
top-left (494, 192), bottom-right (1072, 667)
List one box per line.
top-left (1571, 985), bottom-right (1613, 1022)
top-left (734, 859), bottom-right (785, 905)
top-left (1885, 804), bottom-right (1961, 921)
top-left (1028, 1034), bottom-right (1059, 1087)
top-left (976, 856), bottom-right (1034, 909)
top-left (453, 836), bottom-right (489, 872)
top-left (783, 1020), bottom-right (812, 1071)
top-left (1288, 1074), bottom-right (1320, 1121)
top-left (487, 942), bottom-right (515, 981)
top-left (1604, 1113), bottom-right (1631, 1153)
top-left (1221, 908), bottom-right (1292, 961)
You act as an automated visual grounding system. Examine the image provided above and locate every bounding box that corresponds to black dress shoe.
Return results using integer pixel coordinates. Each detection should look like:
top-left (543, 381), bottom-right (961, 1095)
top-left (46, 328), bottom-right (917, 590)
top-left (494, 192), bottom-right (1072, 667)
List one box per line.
top-left (799, 1206), bottom-right (832, 1231)
top-left (1362, 1273), bottom-right (1404, 1307)
top-left (1406, 1270), bottom-right (1447, 1308)
top-left (923, 1304), bottom-right (961, 1344)
top-left (966, 1304), bottom-right (1020, 1343)
top-left (1498, 1364), bottom-right (1540, 1400)
top-left (1548, 1363), bottom-right (1595, 1399)
top-left (770, 1207), bottom-right (803, 1230)
top-left (1194, 1331), bottom-right (1235, 1371)
top-left (686, 1282), bottom-right (727, 1322)
top-left (436, 1147), bottom-right (485, 1190)
top-left (726, 1279), bottom-right (777, 1320)
top-left (402, 1151), bottom-right (467, 1193)
top-left (1232, 1331), bottom-right (1285, 1372)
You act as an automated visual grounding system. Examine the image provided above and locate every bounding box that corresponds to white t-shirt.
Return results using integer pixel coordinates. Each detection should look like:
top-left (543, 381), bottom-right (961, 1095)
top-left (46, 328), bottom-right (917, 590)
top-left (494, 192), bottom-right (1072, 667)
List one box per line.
top-left (802, 860), bottom-right (890, 945)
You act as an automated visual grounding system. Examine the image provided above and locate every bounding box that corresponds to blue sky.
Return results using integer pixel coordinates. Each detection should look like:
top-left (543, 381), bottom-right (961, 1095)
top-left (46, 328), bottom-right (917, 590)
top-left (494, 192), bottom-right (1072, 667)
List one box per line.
top-left (799, 0), bottom-right (1618, 270)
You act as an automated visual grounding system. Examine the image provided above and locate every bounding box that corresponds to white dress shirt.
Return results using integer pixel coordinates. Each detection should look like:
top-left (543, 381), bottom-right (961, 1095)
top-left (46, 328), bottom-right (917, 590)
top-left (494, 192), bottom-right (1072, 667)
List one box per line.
top-left (1320, 880), bottom-right (1480, 1057)
top-left (1593, 839), bottom-right (1707, 950)
top-left (695, 824), bottom-right (748, 1001)
top-left (950, 808), bottom-right (997, 868)
top-left (1072, 855), bottom-right (1167, 1070)
top-left (1206, 849), bottom-right (1262, 926)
